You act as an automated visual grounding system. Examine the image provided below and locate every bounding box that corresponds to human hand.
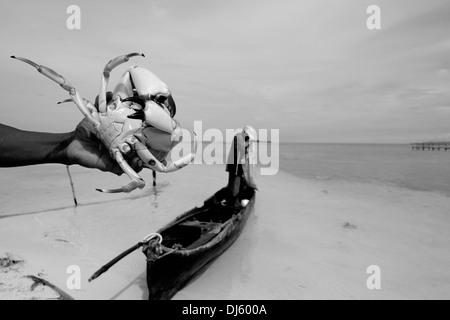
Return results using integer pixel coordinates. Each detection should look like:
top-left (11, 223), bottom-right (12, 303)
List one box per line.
top-left (65, 118), bottom-right (143, 175)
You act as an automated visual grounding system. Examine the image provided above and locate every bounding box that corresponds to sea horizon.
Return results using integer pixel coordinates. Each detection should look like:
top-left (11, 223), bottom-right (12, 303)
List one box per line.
top-left (278, 143), bottom-right (450, 198)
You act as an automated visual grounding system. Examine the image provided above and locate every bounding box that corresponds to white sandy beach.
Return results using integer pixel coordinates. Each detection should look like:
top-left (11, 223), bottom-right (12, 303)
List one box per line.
top-left (1, 162), bottom-right (450, 300)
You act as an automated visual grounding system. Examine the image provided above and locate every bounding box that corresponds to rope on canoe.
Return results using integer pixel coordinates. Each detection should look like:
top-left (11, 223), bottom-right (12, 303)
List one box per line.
top-left (88, 233), bottom-right (162, 282)
top-left (142, 233), bottom-right (163, 244)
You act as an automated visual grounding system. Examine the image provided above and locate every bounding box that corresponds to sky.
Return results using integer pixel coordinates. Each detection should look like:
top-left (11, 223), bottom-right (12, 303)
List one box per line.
top-left (0, 0), bottom-right (449, 143)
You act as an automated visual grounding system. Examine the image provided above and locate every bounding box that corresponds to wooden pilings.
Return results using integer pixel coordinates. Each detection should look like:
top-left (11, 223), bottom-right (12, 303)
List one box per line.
top-left (411, 143), bottom-right (450, 151)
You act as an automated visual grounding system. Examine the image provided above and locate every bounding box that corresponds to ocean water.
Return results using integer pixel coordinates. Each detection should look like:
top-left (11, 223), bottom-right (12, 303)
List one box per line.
top-left (279, 143), bottom-right (450, 197)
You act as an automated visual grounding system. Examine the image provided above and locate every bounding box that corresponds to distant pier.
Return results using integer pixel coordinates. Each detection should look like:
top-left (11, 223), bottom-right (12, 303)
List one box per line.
top-left (411, 142), bottom-right (450, 151)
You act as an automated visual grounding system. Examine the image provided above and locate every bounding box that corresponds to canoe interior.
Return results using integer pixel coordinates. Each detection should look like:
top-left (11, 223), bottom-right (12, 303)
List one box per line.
top-left (158, 186), bottom-right (255, 251)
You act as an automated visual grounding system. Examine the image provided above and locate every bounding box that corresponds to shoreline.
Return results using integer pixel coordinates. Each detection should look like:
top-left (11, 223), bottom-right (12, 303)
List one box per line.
top-left (1, 164), bottom-right (450, 299)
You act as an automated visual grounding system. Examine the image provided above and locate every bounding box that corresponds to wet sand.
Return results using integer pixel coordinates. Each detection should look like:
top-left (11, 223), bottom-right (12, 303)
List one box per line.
top-left (1, 163), bottom-right (450, 300)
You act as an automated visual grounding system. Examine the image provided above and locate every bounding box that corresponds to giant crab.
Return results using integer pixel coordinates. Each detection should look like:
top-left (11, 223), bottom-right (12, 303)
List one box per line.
top-left (11, 53), bottom-right (197, 193)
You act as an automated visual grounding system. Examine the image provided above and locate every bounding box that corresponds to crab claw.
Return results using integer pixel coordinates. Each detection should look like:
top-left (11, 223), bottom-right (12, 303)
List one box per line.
top-left (143, 100), bottom-right (176, 133)
top-left (127, 109), bottom-right (146, 121)
top-left (123, 97), bottom-right (176, 133)
top-left (123, 97), bottom-right (146, 108)
top-left (124, 97), bottom-right (146, 121)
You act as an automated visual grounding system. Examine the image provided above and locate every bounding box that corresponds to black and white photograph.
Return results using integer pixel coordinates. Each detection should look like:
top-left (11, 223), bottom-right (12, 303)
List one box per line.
top-left (1, 0), bottom-right (449, 302)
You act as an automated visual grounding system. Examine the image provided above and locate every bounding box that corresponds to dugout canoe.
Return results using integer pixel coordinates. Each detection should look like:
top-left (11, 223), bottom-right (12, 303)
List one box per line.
top-left (143, 172), bottom-right (256, 300)
top-left (143, 129), bottom-right (257, 300)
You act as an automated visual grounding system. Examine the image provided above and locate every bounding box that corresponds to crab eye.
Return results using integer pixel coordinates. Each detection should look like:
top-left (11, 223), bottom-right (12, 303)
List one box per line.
top-left (154, 94), bottom-right (176, 117)
top-left (156, 95), bottom-right (167, 105)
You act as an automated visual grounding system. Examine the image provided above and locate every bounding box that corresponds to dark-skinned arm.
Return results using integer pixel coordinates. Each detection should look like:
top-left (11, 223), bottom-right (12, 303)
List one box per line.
top-left (0, 121), bottom-right (143, 175)
top-left (0, 123), bottom-right (72, 167)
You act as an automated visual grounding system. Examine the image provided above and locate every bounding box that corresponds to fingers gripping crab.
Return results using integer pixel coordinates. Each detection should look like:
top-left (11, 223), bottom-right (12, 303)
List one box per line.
top-left (11, 53), bottom-right (197, 193)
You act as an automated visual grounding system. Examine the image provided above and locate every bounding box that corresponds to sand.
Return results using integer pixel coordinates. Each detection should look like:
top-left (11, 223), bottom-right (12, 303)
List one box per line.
top-left (1, 162), bottom-right (450, 300)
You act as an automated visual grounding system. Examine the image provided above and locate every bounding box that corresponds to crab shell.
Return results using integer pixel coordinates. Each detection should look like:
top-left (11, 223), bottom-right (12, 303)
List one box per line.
top-left (100, 66), bottom-right (183, 164)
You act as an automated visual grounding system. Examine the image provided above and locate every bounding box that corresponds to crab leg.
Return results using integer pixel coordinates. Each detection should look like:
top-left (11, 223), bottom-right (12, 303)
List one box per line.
top-left (98, 52), bottom-right (145, 113)
top-left (11, 56), bottom-right (99, 127)
top-left (96, 150), bottom-right (145, 193)
top-left (132, 133), bottom-right (198, 173)
top-left (57, 98), bottom-right (98, 115)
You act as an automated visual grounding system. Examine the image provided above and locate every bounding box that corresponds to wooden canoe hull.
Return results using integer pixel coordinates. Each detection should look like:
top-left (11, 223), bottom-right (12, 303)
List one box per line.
top-left (144, 187), bottom-right (256, 300)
